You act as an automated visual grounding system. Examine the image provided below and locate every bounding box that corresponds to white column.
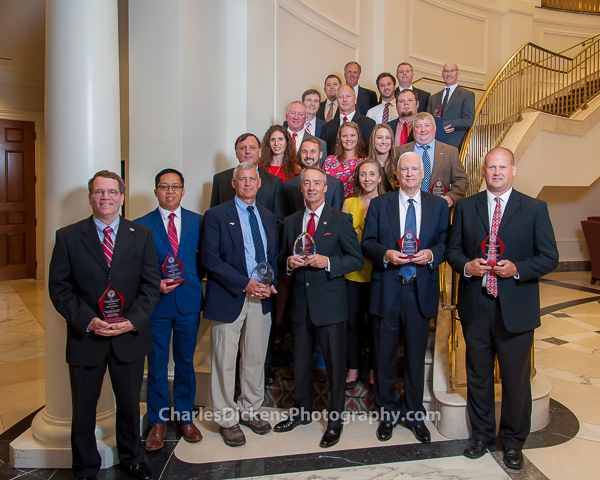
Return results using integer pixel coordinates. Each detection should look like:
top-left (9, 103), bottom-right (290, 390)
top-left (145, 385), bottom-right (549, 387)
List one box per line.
top-left (11, 0), bottom-right (122, 469)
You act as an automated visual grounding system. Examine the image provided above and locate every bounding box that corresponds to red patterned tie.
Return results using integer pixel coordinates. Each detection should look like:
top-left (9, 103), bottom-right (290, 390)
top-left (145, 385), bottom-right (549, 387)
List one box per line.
top-left (293, 132), bottom-right (298, 150)
top-left (306, 212), bottom-right (316, 248)
top-left (305, 122), bottom-right (311, 135)
top-left (382, 103), bottom-right (390, 124)
top-left (102, 226), bottom-right (114, 266)
top-left (487, 197), bottom-right (502, 297)
top-left (168, 212), bottom-right (179, 257)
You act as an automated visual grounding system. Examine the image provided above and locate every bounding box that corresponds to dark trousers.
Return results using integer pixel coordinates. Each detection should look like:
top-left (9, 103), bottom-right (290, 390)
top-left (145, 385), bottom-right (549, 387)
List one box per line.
top-left (292, 318), bottom-right (347, 429)
top-left (146, 312), bottom-right (200, 424)
top-left (345, 279), bottom-right (370, 370)
top-left (373, 281), bottom-right (430, 427)
top-left (69, 350), bottom-right (145, 479)
top-left (462, 292), bottom-right (534, 449)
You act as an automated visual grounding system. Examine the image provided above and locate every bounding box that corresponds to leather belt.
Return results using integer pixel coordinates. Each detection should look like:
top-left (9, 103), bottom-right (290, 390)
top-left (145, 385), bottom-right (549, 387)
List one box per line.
top-left (400, 276), bottom-right (415, 285)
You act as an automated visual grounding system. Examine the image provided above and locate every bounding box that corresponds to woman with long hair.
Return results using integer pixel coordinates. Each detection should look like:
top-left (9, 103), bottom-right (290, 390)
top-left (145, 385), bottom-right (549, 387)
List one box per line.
top-left (342, 158), bottom-right (386, 389)
top-left (367, 123), bottom-right (398, 192)
top-left (259, 125), bottom-right (301, 182)
top-left (323, 122), bottom-right (368, 198)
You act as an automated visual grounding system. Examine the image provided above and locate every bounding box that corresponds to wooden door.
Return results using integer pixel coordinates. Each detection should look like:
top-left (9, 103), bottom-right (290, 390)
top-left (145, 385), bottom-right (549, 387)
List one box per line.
top-left (0, 120), bottom-right (36, 280)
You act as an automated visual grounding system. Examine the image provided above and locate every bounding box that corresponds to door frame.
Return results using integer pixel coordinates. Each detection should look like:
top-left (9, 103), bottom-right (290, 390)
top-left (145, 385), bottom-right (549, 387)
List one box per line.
top-left (0, 110), bottom-right (44, 280)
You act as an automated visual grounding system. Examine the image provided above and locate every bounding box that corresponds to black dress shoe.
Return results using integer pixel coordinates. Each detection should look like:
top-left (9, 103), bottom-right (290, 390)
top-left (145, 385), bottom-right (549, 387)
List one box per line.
top-left (345, 380), bottom-right (357, 390)
top-left (376, 421), bottom-right (396, 441)
top-left (274, 415), bottom-right (311, 432)
top-left (120, 461), bottom-right (152, 480)
top-left (319, 427), bottom-right (342, 448)
top-left (264, 367), bottom-right (276, 385)
top-left (463, 439), bottom-right (490, 459)
top-left (405, 423), bottom-right (431, 443)
top-left (503, 448), bottom-right (524, 470)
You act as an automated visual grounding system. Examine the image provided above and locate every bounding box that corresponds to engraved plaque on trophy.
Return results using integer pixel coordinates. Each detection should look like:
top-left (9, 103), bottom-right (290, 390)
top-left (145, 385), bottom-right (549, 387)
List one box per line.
top-left (293, 232), bottom-right (317, 258)
top-left (98, 284), bottom-right (125, 324)
top-left (481, 233), bottom-right (505, 267)
top-left (162, 253), bottom-right (187, 285)
top-left (430, 178), bottom-right (448, 197)
top-left (399, 229), bottom-right (420, 259)
top-left (250, 261), bottom-right (274, 287)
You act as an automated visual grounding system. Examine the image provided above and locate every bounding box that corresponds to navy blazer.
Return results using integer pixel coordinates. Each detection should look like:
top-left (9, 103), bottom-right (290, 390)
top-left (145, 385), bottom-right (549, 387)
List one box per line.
top-left (393, 86), bottom-right (430, 113)
top-left (284, 174), bottom-right (345, 213)
top-left (134, 207), bottom-right (204, 318)
top-left (356, 85), bottom-right (379, 116)
top-left (362, 191), bottom-right (450, 319)
top-left (201, 198), bottom-right (279, 323)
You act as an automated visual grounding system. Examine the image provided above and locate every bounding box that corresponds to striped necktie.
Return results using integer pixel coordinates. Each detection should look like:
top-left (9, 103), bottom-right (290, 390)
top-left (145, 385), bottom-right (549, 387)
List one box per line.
top-left (102, 226), bottom-right (114, 266)
top-left (168, 212), bottom-right (179, 257)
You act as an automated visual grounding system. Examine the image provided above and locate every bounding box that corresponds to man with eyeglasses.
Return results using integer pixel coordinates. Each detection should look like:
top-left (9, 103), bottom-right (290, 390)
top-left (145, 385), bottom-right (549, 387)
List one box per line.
top-left (134, 168), bottom-right (204, 452)
top-left (427, 62), bottom-right (475, 150)
top-left (394, 62), bottom-right (430, 113)
top-left (49, 170), bottom-right (160, 480)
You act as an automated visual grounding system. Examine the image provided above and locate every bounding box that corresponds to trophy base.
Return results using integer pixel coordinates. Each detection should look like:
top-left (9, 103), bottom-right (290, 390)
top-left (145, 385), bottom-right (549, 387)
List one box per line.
top-left (168, 278), bottom-right (187, 285)
top-left (105, 317), bottom-right (125, 324)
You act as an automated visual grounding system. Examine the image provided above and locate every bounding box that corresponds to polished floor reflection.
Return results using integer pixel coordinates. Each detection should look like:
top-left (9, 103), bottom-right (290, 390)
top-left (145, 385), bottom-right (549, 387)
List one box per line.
top-left (1, 272), bottom-right (600, 479)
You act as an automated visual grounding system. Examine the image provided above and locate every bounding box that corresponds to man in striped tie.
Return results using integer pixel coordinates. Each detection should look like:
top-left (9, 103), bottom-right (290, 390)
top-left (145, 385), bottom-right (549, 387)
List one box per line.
top-left (134, 168), bottom-right (204, 451)
top-left (49, 170), bottom-right (161, 480)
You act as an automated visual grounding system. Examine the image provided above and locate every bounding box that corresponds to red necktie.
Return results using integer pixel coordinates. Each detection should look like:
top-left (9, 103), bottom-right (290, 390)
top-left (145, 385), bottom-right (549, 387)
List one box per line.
top-left (293, 132), bottom-right (298, 150)
top-left (306, 212), bottom-right (316, 249)
top-left (487, 198), bottom-right (502, 297)
top-left (343, 116), bottom-right (348, 123)
top-left (305, 122), bottom-right (311, 134)
top-left (382, 103), bottom-right (390, 124)
top-left (168, 212), bottom-right (179, 257)
top-left (102, 226), bottom-right (114, 266)
top-left (326, 103), bottom-right (334, 121)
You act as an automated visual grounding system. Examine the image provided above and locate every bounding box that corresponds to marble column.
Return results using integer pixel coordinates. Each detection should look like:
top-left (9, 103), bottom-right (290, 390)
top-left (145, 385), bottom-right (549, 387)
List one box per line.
top-left (11, 0), bottom-right (122, 469)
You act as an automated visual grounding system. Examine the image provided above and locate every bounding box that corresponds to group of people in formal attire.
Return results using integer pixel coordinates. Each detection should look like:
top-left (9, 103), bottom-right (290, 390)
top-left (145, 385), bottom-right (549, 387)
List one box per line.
top-left (47, 60), bottom-right (559, 480)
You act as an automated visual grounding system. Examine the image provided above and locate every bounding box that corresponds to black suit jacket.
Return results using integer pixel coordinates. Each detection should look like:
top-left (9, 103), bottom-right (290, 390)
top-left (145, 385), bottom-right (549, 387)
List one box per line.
top-left (393, 86), bottom-right (430, 113)
top-left (48, 216), bottom-right (161, 366)
top-left (210, 167), bottom-right (286, 231)
top-left (362, 191), bottom-right (449, 319)
top-left (427, 85), bottom-right (475, 150)
top-left (446, 190), bottom-right (559, 333)
top-left (279, 205), bottom-right (363, 326)
top-left (320, 110), bottom-right (376, 156)
top-left (284, 174), bottom-right (345, 214)
top-left (317, 100), bottom-right (340, 122)
top-left (385, 118), bottom-right (415, 145)
top-left (356, 85), bottom-right (379, 116)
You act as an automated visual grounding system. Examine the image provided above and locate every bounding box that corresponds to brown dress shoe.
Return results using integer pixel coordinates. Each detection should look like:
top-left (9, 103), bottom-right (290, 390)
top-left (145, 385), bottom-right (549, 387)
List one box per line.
top-left (145, 422), bottom-right (166, 451)
top-left (177, 422), bottom-right (203, 443)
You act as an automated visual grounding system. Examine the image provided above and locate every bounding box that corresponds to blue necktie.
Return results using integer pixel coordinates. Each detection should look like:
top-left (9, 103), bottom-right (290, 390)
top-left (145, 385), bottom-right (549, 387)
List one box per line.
top-left (441, 87), bottom-right (450, 115)
top-left (401, 199), bottom-right (416, 281)
top-left (420, 145), bottom-right (431, 193)
top-left (247, 205), bottom-right (266, 265)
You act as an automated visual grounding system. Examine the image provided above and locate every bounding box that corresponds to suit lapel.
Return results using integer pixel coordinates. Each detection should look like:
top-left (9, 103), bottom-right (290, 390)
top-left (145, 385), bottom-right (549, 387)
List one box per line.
top-left (226, 199), bottom-right (248, 274)
top-left (386, 191), bottom-right (402, 246)
top-left (475, 192), bottom-right (490, 233)
top-left (110, 218), bottom-right (134, 271)
top-left (151, 208), bottom-right (172, 254)
top-left (80, 216), bottom-right (110, 272)
top-left (430, 143), bottom-right (444, 183)
top-left (294, 210), bottom-right (304, 238)
top-left (499, 190), bottom-right (522, 235)
top-left (179, 208), bottom-right (189, 252)
top-left (445, 86), bottom-right (462, 113)
top-left (313, 205), bottom-right (332, 244)
top-left (419, 193), bottom-right (433, 244)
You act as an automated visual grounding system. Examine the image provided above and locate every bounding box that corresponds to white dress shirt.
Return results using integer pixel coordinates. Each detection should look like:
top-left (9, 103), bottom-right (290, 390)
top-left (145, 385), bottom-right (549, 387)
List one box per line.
top-left (442, 83), bottom-right (459, 103)
top-left (366, 100), bottom-right (398, 124)
top-left (399, 189), bottom-right (422, 238)
top-left (288, 128), bottom-right (306, 152)
top-left (289, 201), bottom-right (330, 272)
top-left (339, 110), bottom-right (356, 125)
top-left (158, 205), bottom-right (182, 242)
top-left (305, 117), bottom-right (316, 135)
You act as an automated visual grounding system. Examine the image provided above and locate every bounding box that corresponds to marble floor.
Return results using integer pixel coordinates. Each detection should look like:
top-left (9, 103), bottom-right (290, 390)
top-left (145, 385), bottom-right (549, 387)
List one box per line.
top-left (1, 272), bottom-right (600, 479)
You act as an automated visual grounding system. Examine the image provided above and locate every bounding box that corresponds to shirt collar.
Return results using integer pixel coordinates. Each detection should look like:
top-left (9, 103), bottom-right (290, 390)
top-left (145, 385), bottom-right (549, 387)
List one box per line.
top-left (486, 187), bottom-right (512, 205)
top-left (398, 85), bottom-right (414, 91)
top-left (158, 205), bottom-right (181, 220)
top-left (235, 195), bottom-right (257, 212)
top-left (94, 215), bottom-right (120, 234)
top-left (305, 201), bottom-right (326, 218)
top-left (445, 83), bottom-right (459, 95)
top-left (399, 188), bottom-right (421, 206)
top-left (415, 139), bottom-right (436, 149)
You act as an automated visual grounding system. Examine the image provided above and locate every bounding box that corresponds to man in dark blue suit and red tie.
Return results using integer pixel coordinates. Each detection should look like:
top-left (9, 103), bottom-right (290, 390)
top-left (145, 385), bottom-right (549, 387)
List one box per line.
top-left (362, 152), bottom-right (449, 444)
top-left (134, 168), bottom-right (204, 451)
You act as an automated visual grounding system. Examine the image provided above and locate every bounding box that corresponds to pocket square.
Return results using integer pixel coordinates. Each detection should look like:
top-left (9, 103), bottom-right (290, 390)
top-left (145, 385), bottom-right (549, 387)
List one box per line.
top-left (323, 232), bottom-right (332, 236)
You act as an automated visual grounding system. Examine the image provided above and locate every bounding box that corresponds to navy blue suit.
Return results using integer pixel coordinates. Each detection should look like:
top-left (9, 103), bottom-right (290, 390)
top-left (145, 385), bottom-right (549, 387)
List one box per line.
top-left (134, 207), bottom-right (203, 425)
top-left (356, 85), bottom-right (379, 115)
top-left (362, 191), bottom-right (449, 426)
top-left (284, 174), bottom-right (345, 213)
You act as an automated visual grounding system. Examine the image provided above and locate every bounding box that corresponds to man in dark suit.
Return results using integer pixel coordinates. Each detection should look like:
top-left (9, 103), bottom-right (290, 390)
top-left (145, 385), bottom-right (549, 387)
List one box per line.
top-left (284, 101), bottom-right (327, 159)
top-left (49, 170), bottom-right (160, 480)
top-left (344, 61), bottom-right (378, 115)
top-left (394, 62), bottom-right (430, 113)
top-left (202, 162), bottom-right (279, 448)
top-left (446, 147), bottom-right (558, 470)
top-left (210, 133), bottom-right (286, 231)
top-left (427, 62), bottom-right (475, 150)
top-left (396, 112), bottom-right (468, 208)
top-left (362, 152), bottom-right (449, 444)
top-left (303, 89), bottom-right (326, 138)
top-left (317, 74), bottom-right (342, 122)
top-left (387, 89), bottom-right (418, 147)
top-left (134, 168), bottom-right (203, 451)
top-left (274, 167), bottom-right (363, 448)
top-left (285, 137), bottom-right (344, 212)
top-left (320, 85), bottom-right (376, 155)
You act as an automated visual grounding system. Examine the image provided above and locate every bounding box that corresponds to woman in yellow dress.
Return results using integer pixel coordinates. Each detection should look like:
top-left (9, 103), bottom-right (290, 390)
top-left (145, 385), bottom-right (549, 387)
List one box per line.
top-left (342, 158), bottom-right (386, 389)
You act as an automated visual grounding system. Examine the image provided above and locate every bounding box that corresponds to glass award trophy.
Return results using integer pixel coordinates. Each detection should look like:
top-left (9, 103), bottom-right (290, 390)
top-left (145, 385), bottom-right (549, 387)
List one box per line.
top-left (162, 253), bottom-right (187, 285)
top-left (293, 232), bottom-right (317, 258)
top-left (481, 233), bottom-right (505, 267)
top-left (399, 229), bottom-right (420, 259)
top-left (98, 284), bottom-right (125, 324)
top-left (430, 178), bottom-right (448, 197)
top-left (250, 261), bottom-right (274, 287)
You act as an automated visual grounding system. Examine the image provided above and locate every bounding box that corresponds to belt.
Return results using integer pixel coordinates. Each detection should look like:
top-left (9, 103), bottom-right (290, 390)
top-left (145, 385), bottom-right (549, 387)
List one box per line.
top-left (400, 276), bottom-right (415, 285)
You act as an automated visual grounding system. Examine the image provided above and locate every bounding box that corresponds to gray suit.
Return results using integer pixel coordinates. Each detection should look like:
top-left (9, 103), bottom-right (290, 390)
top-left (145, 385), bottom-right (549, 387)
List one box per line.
top-left (427, 86), bottom-right (475, 150)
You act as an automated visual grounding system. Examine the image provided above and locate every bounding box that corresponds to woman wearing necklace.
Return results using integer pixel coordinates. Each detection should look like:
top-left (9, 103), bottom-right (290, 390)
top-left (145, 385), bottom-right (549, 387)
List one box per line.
top-left (323, 121), bottom-right (368, 199)
top-left (259, 125), bottom-right (301, 182)
top-left (342, 159), bottom-right (385, 389)
top-left (367, 124), bottom-right (398, 192)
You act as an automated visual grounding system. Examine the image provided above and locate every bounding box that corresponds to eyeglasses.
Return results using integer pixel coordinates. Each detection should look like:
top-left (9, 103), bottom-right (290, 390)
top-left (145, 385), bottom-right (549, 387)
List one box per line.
top-left (442, 69), bottom-right (457, 74)
top-left (91, 189), bottom-right (121, 197)
top-left (157, 184), bottom-right (183, 192)
top-left (397, 70), bottom-right (413, 75)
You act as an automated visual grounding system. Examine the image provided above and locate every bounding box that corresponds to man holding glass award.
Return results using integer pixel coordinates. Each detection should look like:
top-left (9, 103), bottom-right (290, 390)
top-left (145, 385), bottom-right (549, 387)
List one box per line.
top-left (362, 152), bottom-right (450, 444)
top-left (446, 148), bottom-right (558, 470)
top-left (275, 166), bottom-right (363, 448)
top-left (201, 162), bottom-right (278, 448)
top-left (49, 171), bottom-right (161, 480)
top-left (134, 168), bottom-right (204, 450)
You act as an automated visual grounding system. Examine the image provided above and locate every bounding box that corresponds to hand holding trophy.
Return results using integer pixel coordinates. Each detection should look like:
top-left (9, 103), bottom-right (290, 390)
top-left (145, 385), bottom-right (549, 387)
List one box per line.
top-left (399, 229), bottom-right (420, 260)
top-left (293, 232), bottom-right (317, 258)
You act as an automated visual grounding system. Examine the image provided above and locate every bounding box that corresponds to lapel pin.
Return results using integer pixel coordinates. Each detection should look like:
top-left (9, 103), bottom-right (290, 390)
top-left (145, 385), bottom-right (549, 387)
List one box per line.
top-left (229, 222), bottom-right (235, 226)
top-left (130, 228), bottom-right (134, 231)
top-left (323, 221), bottom-right (327, 225)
